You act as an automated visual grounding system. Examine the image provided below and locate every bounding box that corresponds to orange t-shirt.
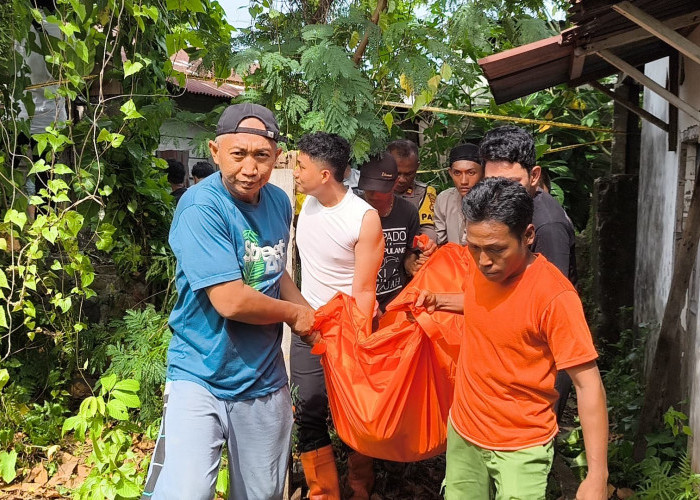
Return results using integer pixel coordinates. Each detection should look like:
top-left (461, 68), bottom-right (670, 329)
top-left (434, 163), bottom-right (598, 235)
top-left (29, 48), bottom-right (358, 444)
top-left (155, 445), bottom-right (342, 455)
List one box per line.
top-left (450, 253), bottom-right (598, 451)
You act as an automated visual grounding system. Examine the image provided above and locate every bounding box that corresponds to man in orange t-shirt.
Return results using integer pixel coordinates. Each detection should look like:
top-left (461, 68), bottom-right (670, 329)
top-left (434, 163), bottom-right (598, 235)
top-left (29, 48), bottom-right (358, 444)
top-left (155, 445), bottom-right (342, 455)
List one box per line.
top-left (414, 177), bottom-right (608, 499)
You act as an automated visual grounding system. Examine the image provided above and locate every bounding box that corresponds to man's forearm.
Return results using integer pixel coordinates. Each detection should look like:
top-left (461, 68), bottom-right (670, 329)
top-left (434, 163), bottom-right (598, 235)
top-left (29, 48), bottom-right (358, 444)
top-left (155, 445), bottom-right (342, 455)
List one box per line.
top-left (354, 289), bottom-right (376, 319)
top-left (280, 271), bottom-right (312, 309)
top-left (207, 280), bottom-right (301, 326)
top-left (571, 368), bottom-right (609, 480)
top-left (434, 293), bottom-right (464, 313)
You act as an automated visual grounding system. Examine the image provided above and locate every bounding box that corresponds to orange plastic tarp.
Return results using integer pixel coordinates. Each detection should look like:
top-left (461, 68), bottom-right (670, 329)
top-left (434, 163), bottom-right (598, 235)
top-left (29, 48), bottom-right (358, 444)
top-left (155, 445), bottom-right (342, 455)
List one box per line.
top-left (310, 244), bottom-right (468, 462)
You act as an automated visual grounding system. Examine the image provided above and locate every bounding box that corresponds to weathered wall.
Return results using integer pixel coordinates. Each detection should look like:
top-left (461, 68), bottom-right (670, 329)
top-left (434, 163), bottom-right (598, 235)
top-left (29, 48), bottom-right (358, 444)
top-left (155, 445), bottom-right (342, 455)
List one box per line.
top-left (159, 119), bottom-right (214, 174)
top-left (636, 27), bottom-right (700, 468)
top-left (634, 57), bottom-right (677, 328)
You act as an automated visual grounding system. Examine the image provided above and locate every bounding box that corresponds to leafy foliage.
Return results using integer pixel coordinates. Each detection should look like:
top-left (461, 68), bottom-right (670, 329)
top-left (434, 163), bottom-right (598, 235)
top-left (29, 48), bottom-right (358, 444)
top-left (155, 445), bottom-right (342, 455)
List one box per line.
top-left (562, 323), bottom-right (700, 494)
top-left (0, 0), bottom-right (225, 491)
top-left (104, 306), bottom-right (171, 423)
top-left (62, 374), bottom-right (144, 499)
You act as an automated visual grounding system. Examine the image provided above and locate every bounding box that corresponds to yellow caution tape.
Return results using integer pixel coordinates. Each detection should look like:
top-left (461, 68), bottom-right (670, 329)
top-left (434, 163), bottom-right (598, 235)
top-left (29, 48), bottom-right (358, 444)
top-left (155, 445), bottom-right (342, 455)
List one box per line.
top-left (382, 101), bottom-right (616, 134)
top-left (543, 139), bottom-right (611, 154)
top-left (23, 72), bottom-right (242, 91)
top-left (23, 74), bottom-right (98, 90)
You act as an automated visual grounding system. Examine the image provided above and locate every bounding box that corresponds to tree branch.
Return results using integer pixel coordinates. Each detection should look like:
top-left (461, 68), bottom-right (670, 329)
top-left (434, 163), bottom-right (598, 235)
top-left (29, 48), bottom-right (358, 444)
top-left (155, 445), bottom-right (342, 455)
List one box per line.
top-left (352, 0), bottom-right (387, 65)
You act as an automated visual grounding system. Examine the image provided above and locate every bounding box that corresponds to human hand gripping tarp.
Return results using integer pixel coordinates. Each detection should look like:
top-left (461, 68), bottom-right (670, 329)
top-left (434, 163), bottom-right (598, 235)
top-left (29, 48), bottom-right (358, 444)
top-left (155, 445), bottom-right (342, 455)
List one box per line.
top-left (309, 243), bottom-right (468, 462)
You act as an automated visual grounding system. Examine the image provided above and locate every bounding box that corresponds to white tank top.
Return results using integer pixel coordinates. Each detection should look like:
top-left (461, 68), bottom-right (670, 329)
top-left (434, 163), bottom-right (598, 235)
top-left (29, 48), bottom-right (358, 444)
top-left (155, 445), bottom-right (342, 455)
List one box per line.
top-left (296, 189), bottom-right (374, 309)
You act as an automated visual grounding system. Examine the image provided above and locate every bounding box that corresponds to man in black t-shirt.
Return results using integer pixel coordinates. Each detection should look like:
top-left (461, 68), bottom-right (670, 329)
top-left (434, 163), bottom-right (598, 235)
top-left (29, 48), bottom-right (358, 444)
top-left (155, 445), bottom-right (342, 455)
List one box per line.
top-left (166, 159), bottom-right (188, 204)
top-left (358, 154), bottom-right (427, 311)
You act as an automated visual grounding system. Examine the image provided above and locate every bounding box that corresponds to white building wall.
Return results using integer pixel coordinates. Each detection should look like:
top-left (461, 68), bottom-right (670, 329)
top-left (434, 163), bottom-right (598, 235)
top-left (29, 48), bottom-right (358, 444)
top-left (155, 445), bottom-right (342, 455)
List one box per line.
top-left (635, 27), bottom-right (700, 468)
top-left (635, 57), bottom-right (678, 326)
top-left (159, 119), bottom-right (215, 173)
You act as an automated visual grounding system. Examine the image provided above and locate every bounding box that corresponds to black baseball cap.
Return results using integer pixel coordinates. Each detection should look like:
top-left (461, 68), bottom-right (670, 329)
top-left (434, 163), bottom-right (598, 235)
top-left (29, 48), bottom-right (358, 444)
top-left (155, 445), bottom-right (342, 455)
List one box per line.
top-left (448, 143), bottom-right (480, 166)
top-left (358, 153), bottom-right (398, 193)
top-left (216, 103), bottom-right (284, 142)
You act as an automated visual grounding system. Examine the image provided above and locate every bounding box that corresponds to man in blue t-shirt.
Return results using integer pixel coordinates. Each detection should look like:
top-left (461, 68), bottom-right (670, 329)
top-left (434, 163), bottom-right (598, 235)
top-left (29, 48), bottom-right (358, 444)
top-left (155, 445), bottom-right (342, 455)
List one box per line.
top-left (143, 104), bottom-right (316, 500)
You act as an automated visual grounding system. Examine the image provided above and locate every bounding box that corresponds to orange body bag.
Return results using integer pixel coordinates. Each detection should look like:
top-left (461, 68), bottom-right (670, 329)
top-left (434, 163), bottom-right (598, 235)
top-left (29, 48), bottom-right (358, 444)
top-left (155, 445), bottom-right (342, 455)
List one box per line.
top-left (310, 244), bottom-right (468, 462)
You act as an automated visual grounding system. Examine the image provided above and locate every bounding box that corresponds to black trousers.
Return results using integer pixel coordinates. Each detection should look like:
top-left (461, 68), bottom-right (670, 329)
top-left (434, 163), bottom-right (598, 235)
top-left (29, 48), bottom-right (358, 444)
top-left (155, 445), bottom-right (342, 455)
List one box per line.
top-left (291, 335), bottom-right (332, 453)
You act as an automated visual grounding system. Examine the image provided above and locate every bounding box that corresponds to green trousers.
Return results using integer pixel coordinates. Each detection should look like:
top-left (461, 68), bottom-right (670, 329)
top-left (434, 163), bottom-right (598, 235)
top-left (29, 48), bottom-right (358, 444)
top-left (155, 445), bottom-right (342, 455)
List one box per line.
top-left (444, 421), bottom-right (554, 500)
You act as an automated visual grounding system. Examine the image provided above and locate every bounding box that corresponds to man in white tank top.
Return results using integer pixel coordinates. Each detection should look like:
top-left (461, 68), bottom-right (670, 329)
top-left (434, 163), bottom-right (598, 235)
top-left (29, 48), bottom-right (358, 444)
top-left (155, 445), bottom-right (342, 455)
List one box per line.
top-left (292, 132), bottom-right (384, 500)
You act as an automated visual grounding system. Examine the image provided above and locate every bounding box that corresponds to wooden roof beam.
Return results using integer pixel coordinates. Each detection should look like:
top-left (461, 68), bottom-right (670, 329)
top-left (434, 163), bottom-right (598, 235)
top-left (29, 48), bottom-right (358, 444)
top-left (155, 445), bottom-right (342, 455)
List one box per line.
top-left (597, 49), bottom-right (700, 123)
top-left (612, 1), bottom-right (700, 66)
top-left (570, 52), bottom-right (586, 80)
top-left (589, 80), bottom-right (669, 132)
top-left (581, 9), bottom-right (700, 55)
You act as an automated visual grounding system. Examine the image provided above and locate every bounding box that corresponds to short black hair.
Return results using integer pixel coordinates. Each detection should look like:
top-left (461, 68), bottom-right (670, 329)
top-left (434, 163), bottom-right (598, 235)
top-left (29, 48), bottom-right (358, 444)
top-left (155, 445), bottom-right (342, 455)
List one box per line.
top-left (479, 125), bottom-right (536, 173)
top-left (166, 159), bottom-right (186, 184)
top-left (192, 161), bottom-right (215, 179)
top-left (387, 139), bottom-right (419, 159)
top-left (463, 177), bottom-right (533, 237)
top-left (297, 132), bottom-right (350, 183)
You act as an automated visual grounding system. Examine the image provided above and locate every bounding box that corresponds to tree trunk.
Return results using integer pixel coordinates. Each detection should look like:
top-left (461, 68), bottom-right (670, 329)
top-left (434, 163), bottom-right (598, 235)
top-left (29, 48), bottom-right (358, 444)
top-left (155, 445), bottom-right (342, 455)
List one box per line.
top-left (633, 168), bottom-right (700, 460)
top-left (352, 0), bottom-right (387, 65)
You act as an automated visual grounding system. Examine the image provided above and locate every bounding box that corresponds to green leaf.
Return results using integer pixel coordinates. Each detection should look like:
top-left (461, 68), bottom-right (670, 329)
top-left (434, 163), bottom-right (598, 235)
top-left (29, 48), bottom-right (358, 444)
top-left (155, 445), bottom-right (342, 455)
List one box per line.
top-left (28, 159), bottom-right (50, 175)
top-left (123, 60), bottom-right (144, 78)
top-left (4, 210), bottom-right (27, 230)
top-left (31, 8), bottom-right (43, 23)
top-left (101, 373), bottom-right (117, 392)
top-left (97, 128), bottom-right (112, 143)
top-left (0, 369), bottom-right (9, 391)
top-left (53, 164), bottom-right (74, 175)
top-left (383, 112), bottom-right (394, 131)
top-left (61, 415), bottom-right (80, 435)
top-left (115, 477), bottom-right (142, 498)
top-left (412, 93), bottom-right (427, 113)
top-left (216, 466), bottom-right (229, 497)
top-left (68, 0), bottom-right (87, 21)
top-left (349, 31), bottom-right (359, 49)
top-left (535, 143), bottom-right (550, 159)
top-left (55, 295), bottom-right (72, 313)
top-left (110, 133), bottom-right (125, 148)
top-left (0, 269), bottom-right (8, 289)
top-left (74, 40), bottom-right (89, 63)
top-left (0, 450), bottom-right (17, 483)
top-left (572, 450), bottom-right (587, 468)
top-left (127, 200), bottom-right (138, 213)
top-left (59, 22), bottom-right (80, 38)
top-left (112, 390), bottom-right (141, 409)
top-left (166, 0), bottom-right (205, 12)
top-left (427, 74), bottom-right (441, 92)
top-left (63, 211), bottom-right (84, 237)
top-left (120, 99), bottom-right (144, 120)
top-left (113, 379), bottom-right (140, 392)
top-left (42, 226), bottom-right (59, 244)
top-left (106, 399), bottom-right (129, 420)
top-left (142, 5), bottom-right (159, 21)
top-left (440, 62), bottom-right (452, 81)
top-left (0, 307), bottom-right (9, 328)
top-left (165, 33), bottom-right (186, 56)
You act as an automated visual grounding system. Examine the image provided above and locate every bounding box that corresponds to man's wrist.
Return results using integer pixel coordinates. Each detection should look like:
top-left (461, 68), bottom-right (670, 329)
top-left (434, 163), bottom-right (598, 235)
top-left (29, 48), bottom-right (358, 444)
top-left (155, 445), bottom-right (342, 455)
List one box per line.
top-left (585, 468), bottom-right (608, 481)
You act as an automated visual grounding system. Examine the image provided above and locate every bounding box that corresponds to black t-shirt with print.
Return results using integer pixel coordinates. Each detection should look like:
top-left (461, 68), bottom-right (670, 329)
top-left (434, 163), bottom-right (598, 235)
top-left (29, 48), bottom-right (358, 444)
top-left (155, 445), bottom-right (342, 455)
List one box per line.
top-left (376, 196), bottom-right (420, 311)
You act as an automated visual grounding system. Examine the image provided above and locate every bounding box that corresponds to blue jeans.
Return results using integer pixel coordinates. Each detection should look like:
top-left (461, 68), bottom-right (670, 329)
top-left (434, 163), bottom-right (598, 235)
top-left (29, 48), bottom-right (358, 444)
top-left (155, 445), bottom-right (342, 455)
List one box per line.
top-left (142, 380), bottom-right (292, 500)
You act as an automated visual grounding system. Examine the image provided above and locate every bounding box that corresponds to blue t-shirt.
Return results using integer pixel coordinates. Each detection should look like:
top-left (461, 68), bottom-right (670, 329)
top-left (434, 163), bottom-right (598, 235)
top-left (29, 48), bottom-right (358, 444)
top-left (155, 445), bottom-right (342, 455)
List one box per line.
top-left (166, 173), bottom-right (292, 400)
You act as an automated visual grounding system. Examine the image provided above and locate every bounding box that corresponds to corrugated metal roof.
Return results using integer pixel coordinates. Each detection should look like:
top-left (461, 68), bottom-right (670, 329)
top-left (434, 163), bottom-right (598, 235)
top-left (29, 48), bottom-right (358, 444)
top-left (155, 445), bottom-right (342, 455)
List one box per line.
top-left (479, 0), bottom-right (700, 103)
top-left (181, 79), bottom-right (243, 98)
top-left (169, 50), bottom-right (244, 99)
